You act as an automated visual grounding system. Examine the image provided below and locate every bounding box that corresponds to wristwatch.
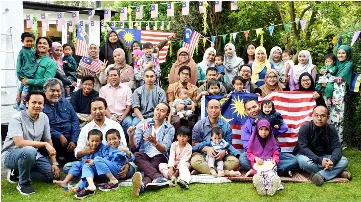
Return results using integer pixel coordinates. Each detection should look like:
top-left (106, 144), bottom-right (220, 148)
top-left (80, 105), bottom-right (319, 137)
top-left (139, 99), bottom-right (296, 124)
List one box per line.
top-left (52, 162), bottom-right (60, 166)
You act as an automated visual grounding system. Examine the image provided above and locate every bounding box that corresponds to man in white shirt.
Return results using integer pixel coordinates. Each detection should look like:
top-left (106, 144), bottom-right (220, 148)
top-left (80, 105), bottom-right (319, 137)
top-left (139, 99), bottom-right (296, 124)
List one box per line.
top-left (64, 97), bottom-right (134, 180)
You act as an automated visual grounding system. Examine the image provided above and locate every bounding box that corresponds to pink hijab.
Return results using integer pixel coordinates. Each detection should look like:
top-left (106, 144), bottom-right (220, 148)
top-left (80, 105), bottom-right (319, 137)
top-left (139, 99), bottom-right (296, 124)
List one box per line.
top-left (51, 42), bottom-right (63, 70)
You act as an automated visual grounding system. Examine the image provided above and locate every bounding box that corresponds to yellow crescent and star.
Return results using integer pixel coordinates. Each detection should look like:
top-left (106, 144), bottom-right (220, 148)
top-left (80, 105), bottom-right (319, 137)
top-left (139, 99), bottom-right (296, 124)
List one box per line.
top-left (219, 96), bottom-right (247, 123)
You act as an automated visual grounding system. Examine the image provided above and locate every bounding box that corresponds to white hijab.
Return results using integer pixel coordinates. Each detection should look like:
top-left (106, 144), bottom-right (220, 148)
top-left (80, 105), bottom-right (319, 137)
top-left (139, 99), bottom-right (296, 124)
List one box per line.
top-left (293, 50), bottom-right (314, 83)
top-left (199, 47), bottom-right (216, 73)
top-left (269, 46), bottom-right (284, 72)
top-left (224, 43), bottom-right (244, 82)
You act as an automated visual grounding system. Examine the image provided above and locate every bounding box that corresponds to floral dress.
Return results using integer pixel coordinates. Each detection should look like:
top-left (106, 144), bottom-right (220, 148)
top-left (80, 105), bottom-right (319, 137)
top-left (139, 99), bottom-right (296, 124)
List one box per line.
top-left (327, 82), bottom-right (346, 143)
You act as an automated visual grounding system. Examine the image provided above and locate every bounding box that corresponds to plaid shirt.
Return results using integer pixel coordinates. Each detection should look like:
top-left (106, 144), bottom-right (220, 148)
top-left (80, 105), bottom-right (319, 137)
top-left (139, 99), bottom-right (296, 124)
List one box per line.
top-left (166, 81), bottom-right (198, 103)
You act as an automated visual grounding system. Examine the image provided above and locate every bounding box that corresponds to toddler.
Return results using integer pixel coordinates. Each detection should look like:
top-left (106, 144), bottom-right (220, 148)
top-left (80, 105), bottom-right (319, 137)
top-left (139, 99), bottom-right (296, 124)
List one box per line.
top-left (256, 100), bottom-right (283, 129)
top-left (15, 32), bottom-right (37, 110)
top-left (247, 120), bottom-right (281, 196)
top-left (215, 55), bottom-right (225, 82)
top-left (282, 50), bottom-right (294, 85)
top-left (316, 54), bottom-right (338, 105)
top-left (62, 44), bottom-right (78, 87)
top-left (159, 126), bottom-right (193, 190)
top-left (172, 87), bottom-right (194, 119)
top-left (196, 80), bottom-right (221, 103)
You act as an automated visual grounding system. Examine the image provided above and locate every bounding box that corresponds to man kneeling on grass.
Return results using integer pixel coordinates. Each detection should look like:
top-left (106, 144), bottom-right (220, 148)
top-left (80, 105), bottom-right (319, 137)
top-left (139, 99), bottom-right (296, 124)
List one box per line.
top-left (128, 102), bottom-right (175, 197)
top-left (1, 91), bottom-right (60, 195)
top-left (294, 105), bottom-right (352, 186)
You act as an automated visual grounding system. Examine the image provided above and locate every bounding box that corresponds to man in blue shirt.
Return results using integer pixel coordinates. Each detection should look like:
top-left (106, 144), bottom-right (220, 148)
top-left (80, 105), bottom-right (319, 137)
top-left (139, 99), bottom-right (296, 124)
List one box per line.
top-left (191, 99), bottom-right (240, 174)
top-left (43, 78), bottom-right (80, 164)
top-left (239, 99), bottom-right (297, 176)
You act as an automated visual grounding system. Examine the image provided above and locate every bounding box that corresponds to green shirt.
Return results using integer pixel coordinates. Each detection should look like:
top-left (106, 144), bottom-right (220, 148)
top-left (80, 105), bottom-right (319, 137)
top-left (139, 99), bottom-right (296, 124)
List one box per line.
top-left (28, 55), bottom-right (57, 91)
top-left (319, 65), bottom-right (338, 76)
top-left (16, 47), bottom-right (37, 79)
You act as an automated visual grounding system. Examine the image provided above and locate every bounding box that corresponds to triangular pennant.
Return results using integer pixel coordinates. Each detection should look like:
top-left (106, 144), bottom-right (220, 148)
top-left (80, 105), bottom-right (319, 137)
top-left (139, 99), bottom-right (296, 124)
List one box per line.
top-left (351, 31), bottom-right (361, 46)
top-left (299, 20), bottom-right (307, 32)
top-left (232, 32), bottom-right (237, 42)
top-left (332, 35), bottom-right (339, 46)
top-left (244, 31), bottom-right (249, 40)
top-left (211, 36), bottom-right (216, 43)
top-left (203, 37), bottom-right (207, 47)
top-left (268, 25), bottom-right (275, 36)
top-left (284, 22), bottom-right (291, 33)
top-left (179, 40), bottom-right (183, 48)
top-left (255, 28), bottom-right (262, 37)
top-left (222, 35), bottom-right (227, 44)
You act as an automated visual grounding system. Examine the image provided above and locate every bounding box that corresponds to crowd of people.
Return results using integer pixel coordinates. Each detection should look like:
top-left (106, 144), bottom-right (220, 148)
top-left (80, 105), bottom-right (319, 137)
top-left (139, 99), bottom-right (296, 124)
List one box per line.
top-left (1, 30), bottom-right (353, 199)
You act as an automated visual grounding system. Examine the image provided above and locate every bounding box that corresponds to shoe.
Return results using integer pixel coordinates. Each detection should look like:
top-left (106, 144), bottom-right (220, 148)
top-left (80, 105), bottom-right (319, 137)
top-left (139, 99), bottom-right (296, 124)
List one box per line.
top-left (311, 173), bottom-right (325, 186)
top-left (132, 172), bottom-right (143, 197)
top-left (98, 182), bottom-right (120, 192)
top-left (176, 179), bottom-right (189, 190)
top-left (7, 169), bottom-right (19, 184)
top-left (16, 182), bottom-right (35, 196)
top-left (152, 177), bottom-right (168, 184)
top-left (253, 174), bottom-right (266, 196)
top-left (339, 171), bottom-right (352, 180)
top-left (217, 170), bottom-right (225, 177)
top-left (146, 177), bottom-right (169, 190)
top-left (267, 176), bottom-right (281, 196)
top-left (74, 189), bottom-right (95, 199)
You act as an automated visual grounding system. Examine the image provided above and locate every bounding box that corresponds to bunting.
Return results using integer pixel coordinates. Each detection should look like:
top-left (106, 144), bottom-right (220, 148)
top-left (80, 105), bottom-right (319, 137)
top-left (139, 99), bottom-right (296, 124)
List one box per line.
top-left (231, 1), bottom-right (238, 10)
top-left (167, 3), bottom-right (174, 17)
top-left (88, 10), bottom-right (95, 19)
top-left (120, 7), bottom-right (127, 21)
top-left (351, 31), bottom-right (360, 46)
top-left (104, 10), bottom-right (111, 22)
top-left (268, 25), bottom-right (274, 36)
top-left (136, 6), bottom-right (143, 19)
top-left (215, 1), bottom-right (222, 13)
top-left (72, 11), bottom-right (79, 25)
top-left (151, 4), bottom-right (158, 18)
top-left (299, 19), bottom-right (307, 32)
top-left (182, 1), bottom-right (189, 15)
top-left (26, 14), bottom-right (33, 29)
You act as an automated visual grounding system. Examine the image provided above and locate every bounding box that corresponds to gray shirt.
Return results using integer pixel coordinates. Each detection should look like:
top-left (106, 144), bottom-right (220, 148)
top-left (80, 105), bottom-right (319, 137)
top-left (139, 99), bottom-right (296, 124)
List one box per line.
top-left (132, 85), bottom-right (166, 119)
top-left (1, 111), bottom-right (51, 159)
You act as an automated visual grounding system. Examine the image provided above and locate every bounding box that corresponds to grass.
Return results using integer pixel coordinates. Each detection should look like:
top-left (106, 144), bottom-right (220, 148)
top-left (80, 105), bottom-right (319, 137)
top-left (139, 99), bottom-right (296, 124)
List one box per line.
top-left (2, 149), bottom-right (361, 202)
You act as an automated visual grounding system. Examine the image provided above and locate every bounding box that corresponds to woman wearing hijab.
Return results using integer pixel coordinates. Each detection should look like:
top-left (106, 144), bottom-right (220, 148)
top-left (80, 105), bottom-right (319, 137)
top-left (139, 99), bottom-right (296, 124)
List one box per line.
top-left (224, 43), bottom-right (244, 83)
top-left (251, 46), bottom-right (274, 87)
top-left (243, 42), bottom-right (257, 65)
top-left (99, 48), bottom-right (135, 88)
top-left (259, 69), bottom-right (285, 97)
top-left (269, 46), bottom-right (284, 82)
top-left (77, 43), bottom-right (104, 91)
top-left (329, 45), bottom-right (353, 143)
top-left (168, 48), bottom-right (198, 85)
top-left (297, 72), bottom-right (326, 107)
top-left (99, 30), bottom-right (131, 65)
top-left (197, 47), bottom-right (216, 85)
top-left (288, 50), bottom-right (316, 91)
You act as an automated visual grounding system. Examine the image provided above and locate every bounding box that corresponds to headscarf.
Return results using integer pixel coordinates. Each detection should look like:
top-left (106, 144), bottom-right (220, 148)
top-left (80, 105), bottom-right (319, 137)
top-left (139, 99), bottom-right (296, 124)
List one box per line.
top-left (132, 49), bottom-right (144, 57)
top-left (248, 119), bottom-right (278, 159)
top-left (224, 43), bottom-right (244, 82)
top-left (251, 46), bottom-right (272, 84)
top-left (336, 45), bottom-right (353, 85)
top-left (100, 31), bottom-right (128, 65)
top-left (168, 47), bottom-right (198, 85)
top-left (131, 41), bottom-right (142, 52)
top-left (293, 50), bottom-right (314, 84)
top-left (268, 46), bottom-right (284, 72)
top-left (51, 42), bottom-right (63, 70)
top-left (298, 72), bottom-right (315, 91)
top-left (112, 48), bottom-right (127, 69)
top-left (259, 69), bottom-right (285, 96)
top-left (198, 47), bottom-right (216, 73)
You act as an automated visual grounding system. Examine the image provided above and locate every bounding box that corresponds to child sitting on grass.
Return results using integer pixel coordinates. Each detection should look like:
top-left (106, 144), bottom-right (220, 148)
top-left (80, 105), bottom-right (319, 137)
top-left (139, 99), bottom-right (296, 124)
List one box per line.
top-left (159, 126), bottom-right (193, 190)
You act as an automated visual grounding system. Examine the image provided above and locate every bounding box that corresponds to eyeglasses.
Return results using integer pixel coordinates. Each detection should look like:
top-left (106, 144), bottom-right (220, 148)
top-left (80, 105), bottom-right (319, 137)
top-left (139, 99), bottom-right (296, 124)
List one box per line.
top-left (180, 72), bottom-right (190, 76)
top-left (179, 53), bottom-right (188, 57)
top-left (313, 114), bottom-right (327, 119)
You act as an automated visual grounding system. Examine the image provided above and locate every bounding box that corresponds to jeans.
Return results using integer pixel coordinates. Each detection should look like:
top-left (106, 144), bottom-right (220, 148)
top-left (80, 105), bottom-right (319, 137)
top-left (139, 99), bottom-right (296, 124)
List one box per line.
top-left (17, 84), bottom-right (30, 110)
top-left (121, 116), bottom-right (133, 144)
top-left (131, 117), bottom-right (142, 127)
top-left (133, 152), bottom-right (167, 185)
top-left (296, 154), bottom-right (348, 181)
top-left (4, 146), bottom-right (54, 185)
top-left (239, 151), bottom-right (298, 175)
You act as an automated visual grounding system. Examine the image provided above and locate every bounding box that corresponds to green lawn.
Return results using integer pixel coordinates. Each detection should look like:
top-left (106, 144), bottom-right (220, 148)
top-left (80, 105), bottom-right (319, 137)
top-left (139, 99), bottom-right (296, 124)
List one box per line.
top-left (2, 149), bottom-right (361, 202)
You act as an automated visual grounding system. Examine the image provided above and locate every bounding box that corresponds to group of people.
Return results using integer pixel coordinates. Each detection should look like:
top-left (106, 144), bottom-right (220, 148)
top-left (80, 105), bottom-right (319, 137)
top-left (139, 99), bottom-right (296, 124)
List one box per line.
top-left (1, 30), bottom-right (353, 199)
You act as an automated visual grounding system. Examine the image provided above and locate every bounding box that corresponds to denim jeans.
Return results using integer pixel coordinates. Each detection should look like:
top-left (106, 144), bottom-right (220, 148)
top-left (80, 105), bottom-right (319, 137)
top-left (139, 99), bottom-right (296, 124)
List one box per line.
top-left (296, 154), bottom-right (348, 181)
top-left (131, 117), bottom-right (142, 127)
top-left (4, 146), bottom-right (54, 185)
top-left (121, 116), bottom-right (133, 144)
top-left (239, 151), bottom-right (298, 175)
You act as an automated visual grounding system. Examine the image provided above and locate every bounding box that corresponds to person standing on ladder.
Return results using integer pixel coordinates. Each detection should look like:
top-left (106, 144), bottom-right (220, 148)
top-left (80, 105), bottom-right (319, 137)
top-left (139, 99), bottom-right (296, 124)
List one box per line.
top-left (14, 32), bottom-right (37, 111)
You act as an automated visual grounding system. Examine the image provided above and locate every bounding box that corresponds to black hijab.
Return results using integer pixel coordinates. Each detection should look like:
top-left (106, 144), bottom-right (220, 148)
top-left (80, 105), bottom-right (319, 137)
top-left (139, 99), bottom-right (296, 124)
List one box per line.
top-left (297, 72), bottom-right (326, 107)
top-left (100, 31), bottom-right (129, 65)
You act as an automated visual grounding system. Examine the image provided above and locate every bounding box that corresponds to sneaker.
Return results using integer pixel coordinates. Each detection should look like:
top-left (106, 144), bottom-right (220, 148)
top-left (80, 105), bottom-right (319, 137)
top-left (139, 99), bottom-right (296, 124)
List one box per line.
top-left (152, 177), bottom-right (168, 184)
top-left (267, 176), bottom-right (281, 196)
top-left (74, 189), bottom-right (95, 199)
top-left (16, 182), bottom-right (35, 196)
top-left (339, 171), bottom-right (352, 180)
top-left (7, 169), bottom-right (19, 184)
top-left (176, 179), bottom-right (189, 190)
top-left (98, 182), bottom-right (120, 192)
top-left (253, 174), bottom-right (266, 196)
top-left (311, 173), bottom-right (325, 186)
top-left (146, 177), bottom-right (169, 190)
top-left (132, 172), bottom-right (143, 197)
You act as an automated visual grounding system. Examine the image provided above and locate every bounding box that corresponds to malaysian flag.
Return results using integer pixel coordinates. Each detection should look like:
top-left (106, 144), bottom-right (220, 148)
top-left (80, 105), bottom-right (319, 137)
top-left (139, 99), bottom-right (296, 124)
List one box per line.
top-left (26, 15), bottom-right (33, 29)
top-left (104, 10), bottom-right (111, 22)
top-left (72, 11), bottom-right (79, 25)
top-left (160, 21), bottom-right (164, 30)
top-left (79, 21), bottom-right (86, 33)
top-left (136, 6), bottom-right (143, 19)
top-left (79, 56), bottom-right (102, 72)
top-left (145, 22), bottom-right (150, 30)
top-left (68, 22), bottom-right (73, 32)
top-left (113, 27), bottom-right (174, 63)
top-left (88, 10), bottom-right (95, 19)
top-left (167, 3), bottom-right (174, 17)
top-left (57, 12), bottom-right (64, 31)
top-left (153, 22), bottom-right (157, 30)
top-left (201, 92), bottom-right (316, 153)
top-left (120, 22), bottom-right (124, 29)
top-left (231, 1), bottom-right (238, 10)
top-left (215, 1), bottom-right (222, 12)
top-left (75, 23), bottom-right (87, 56)
top-left (199, 1), bottom-right (204, 13)
top-left (182, 2), bottom-right (189, 15)
top-left (183, 27), bottom-right (200, 58)
top-left (41, 13), bottom-right (49, 31)
top-left (120, 7), bottom-right (127, 21)
top-left (151, 4), bottom-right (158, 18)
top-left (90, 21), bottom-right (96, 34)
